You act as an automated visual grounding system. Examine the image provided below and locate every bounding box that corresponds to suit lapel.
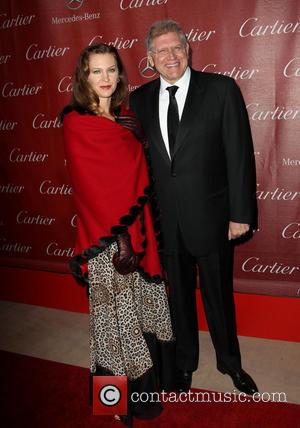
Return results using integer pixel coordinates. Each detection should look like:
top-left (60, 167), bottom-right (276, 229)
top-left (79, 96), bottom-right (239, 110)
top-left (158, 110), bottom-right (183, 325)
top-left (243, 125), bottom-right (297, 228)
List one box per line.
top-left (173, 70), bottom-right (205, 157)
top-left (148, 80), bottom-right (171, 164)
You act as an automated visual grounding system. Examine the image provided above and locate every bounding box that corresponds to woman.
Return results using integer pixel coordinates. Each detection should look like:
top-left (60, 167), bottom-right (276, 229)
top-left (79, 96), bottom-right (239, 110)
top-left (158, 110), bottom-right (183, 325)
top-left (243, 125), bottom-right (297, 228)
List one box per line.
top-left (61, 44), bottom-right (175, 426)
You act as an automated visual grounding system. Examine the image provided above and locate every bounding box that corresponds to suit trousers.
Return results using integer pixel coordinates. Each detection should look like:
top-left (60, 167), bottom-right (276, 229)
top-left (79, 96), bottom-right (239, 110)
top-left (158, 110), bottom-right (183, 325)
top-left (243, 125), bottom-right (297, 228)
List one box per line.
top-left (163, 229), bottom-right (242, 373)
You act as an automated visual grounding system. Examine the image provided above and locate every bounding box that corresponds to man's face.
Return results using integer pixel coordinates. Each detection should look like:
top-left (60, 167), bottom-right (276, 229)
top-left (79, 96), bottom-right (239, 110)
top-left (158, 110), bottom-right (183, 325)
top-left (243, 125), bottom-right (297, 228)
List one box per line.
top-left (148, 31), bottom-right (189, 84)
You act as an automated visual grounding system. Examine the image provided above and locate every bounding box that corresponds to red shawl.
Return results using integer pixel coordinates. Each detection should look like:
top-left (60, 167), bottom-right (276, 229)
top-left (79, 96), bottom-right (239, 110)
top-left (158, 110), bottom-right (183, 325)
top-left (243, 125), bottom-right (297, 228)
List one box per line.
top-left (63, 106), bottom-right (162, 283)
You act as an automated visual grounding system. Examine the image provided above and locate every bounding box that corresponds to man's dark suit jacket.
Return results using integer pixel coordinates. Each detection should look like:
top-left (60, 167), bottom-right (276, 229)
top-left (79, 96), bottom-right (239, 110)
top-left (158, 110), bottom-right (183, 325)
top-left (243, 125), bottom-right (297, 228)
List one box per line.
top-left (129, 69), bottom-right (257, 256)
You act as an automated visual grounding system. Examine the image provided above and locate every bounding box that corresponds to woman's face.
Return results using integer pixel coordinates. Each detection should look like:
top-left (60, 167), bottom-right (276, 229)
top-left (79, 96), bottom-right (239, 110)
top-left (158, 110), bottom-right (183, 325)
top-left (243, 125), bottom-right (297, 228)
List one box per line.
top-left (87, 52), bottom-right (119, 100)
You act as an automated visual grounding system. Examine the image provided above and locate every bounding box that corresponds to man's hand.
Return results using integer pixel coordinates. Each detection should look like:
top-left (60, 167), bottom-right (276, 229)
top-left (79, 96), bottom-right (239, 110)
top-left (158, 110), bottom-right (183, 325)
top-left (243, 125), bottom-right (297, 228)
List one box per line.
top-left (228, 221), bottom-right (250, 240)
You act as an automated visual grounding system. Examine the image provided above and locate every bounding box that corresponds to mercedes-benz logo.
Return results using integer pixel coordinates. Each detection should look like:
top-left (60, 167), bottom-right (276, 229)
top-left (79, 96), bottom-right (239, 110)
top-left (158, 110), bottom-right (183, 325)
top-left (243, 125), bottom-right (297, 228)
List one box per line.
top-left (138, 57), bottom-right (157, 79)
top-left (65, 0), bottom-right (84, 10)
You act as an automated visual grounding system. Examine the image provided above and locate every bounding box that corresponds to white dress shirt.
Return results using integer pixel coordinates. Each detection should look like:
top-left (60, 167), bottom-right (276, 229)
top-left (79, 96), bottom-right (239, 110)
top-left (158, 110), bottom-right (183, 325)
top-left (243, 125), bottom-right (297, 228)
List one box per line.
top-left (159, 66), bottom-right (191, 158)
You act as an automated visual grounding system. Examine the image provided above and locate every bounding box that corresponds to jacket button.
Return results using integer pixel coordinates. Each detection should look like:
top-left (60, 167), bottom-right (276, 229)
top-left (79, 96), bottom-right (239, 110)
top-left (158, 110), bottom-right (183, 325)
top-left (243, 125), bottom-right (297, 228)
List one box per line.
top-left (171, 172), bottom-right (176, 177)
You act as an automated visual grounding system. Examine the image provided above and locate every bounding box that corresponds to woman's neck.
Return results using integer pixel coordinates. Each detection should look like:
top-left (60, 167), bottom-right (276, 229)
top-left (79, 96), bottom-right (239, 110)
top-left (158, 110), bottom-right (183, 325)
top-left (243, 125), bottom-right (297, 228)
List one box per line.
top-left (98, 98), bottom-right (111, 115)
top-left (93, 98), bottom-right (115, 120)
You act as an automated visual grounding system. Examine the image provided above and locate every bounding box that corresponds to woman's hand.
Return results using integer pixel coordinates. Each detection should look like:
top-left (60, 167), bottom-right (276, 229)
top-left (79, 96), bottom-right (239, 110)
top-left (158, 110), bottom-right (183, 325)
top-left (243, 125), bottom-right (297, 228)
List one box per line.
top-left (112, 232), bottom-right (141, 274)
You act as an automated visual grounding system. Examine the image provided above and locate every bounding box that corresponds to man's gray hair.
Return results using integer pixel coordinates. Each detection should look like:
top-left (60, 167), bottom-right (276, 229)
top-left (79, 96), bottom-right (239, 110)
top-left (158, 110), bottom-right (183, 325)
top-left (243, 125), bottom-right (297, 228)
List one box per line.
top-left (146, 19), bottom-right (188, 51)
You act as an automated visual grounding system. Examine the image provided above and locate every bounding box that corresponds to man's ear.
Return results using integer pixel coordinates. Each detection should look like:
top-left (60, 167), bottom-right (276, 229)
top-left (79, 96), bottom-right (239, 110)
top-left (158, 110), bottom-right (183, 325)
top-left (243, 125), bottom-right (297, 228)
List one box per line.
top-left (148, 53), bottom-right (155, 68)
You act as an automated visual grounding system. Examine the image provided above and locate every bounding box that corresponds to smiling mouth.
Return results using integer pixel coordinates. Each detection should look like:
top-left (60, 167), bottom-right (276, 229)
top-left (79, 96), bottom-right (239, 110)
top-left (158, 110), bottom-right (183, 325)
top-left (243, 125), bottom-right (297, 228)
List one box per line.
top-left (166, 61), bottom-right (180, 67)
top-left (100, 85), bottom-right (112, 89)
top-left (165, 63), bottom-right (180, 68)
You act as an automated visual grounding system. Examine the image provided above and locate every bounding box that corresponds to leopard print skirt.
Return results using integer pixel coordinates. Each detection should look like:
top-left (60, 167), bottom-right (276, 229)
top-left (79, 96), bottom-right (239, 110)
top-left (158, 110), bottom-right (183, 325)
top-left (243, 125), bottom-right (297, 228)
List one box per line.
top-left (88, 242), bottom-right (174, 381)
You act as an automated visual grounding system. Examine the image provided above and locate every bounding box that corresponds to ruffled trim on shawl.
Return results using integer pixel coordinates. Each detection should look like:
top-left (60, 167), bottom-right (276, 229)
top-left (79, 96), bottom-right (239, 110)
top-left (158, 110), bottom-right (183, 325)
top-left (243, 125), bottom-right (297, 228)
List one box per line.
top-left (69, 186), bottom-right (163, 287)
top-left (115, 110), bottom-right (164, 256)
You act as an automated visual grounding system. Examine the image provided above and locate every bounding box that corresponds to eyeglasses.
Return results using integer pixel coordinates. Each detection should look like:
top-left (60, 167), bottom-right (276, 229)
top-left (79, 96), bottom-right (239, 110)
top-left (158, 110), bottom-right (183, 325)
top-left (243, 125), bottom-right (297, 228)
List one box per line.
top-left (150, 44), bottom-right (186, 59)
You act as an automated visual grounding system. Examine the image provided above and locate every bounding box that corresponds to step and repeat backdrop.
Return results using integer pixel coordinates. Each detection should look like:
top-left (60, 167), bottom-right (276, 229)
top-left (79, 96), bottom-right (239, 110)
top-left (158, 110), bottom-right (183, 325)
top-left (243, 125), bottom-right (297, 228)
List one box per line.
top-left (0, 0), bottom-right (299, 297)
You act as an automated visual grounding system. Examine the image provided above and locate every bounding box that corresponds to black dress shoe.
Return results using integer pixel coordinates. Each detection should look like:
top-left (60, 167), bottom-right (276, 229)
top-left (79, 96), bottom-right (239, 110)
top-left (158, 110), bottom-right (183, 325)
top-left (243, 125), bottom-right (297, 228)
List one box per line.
top-left (175, 369), bottom-right (193, 392)
top-left (217, 365), bottom-right (258, 395)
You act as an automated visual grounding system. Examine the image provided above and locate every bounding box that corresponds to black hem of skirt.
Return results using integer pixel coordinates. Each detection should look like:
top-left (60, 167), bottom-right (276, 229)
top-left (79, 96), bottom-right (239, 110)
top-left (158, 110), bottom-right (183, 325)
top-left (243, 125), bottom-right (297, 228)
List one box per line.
top-left (89, 332), bottom-right (176, 426)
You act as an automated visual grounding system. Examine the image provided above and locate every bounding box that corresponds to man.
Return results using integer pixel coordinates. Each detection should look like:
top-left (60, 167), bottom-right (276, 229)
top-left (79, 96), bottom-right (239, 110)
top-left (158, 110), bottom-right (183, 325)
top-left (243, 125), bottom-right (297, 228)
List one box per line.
top-left (129, 20), bottom-right (258, 395)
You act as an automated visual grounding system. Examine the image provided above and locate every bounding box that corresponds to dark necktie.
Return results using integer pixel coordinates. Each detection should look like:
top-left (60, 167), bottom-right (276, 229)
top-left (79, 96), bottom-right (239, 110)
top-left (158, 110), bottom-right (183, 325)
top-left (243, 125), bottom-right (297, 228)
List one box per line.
top-left (166, 85), bottom-right (179, 158)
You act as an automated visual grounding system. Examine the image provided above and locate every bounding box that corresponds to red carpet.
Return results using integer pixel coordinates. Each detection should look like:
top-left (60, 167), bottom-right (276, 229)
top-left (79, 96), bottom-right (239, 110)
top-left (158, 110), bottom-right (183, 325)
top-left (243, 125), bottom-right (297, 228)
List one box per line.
top-left (1, 350), bottom-right (299, 428)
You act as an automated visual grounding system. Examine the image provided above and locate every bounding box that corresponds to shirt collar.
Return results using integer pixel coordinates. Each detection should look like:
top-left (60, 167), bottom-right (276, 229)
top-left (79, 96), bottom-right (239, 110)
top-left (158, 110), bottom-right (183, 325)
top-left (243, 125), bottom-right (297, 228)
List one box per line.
top-left (160, 66), bottom-right (191, 94)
